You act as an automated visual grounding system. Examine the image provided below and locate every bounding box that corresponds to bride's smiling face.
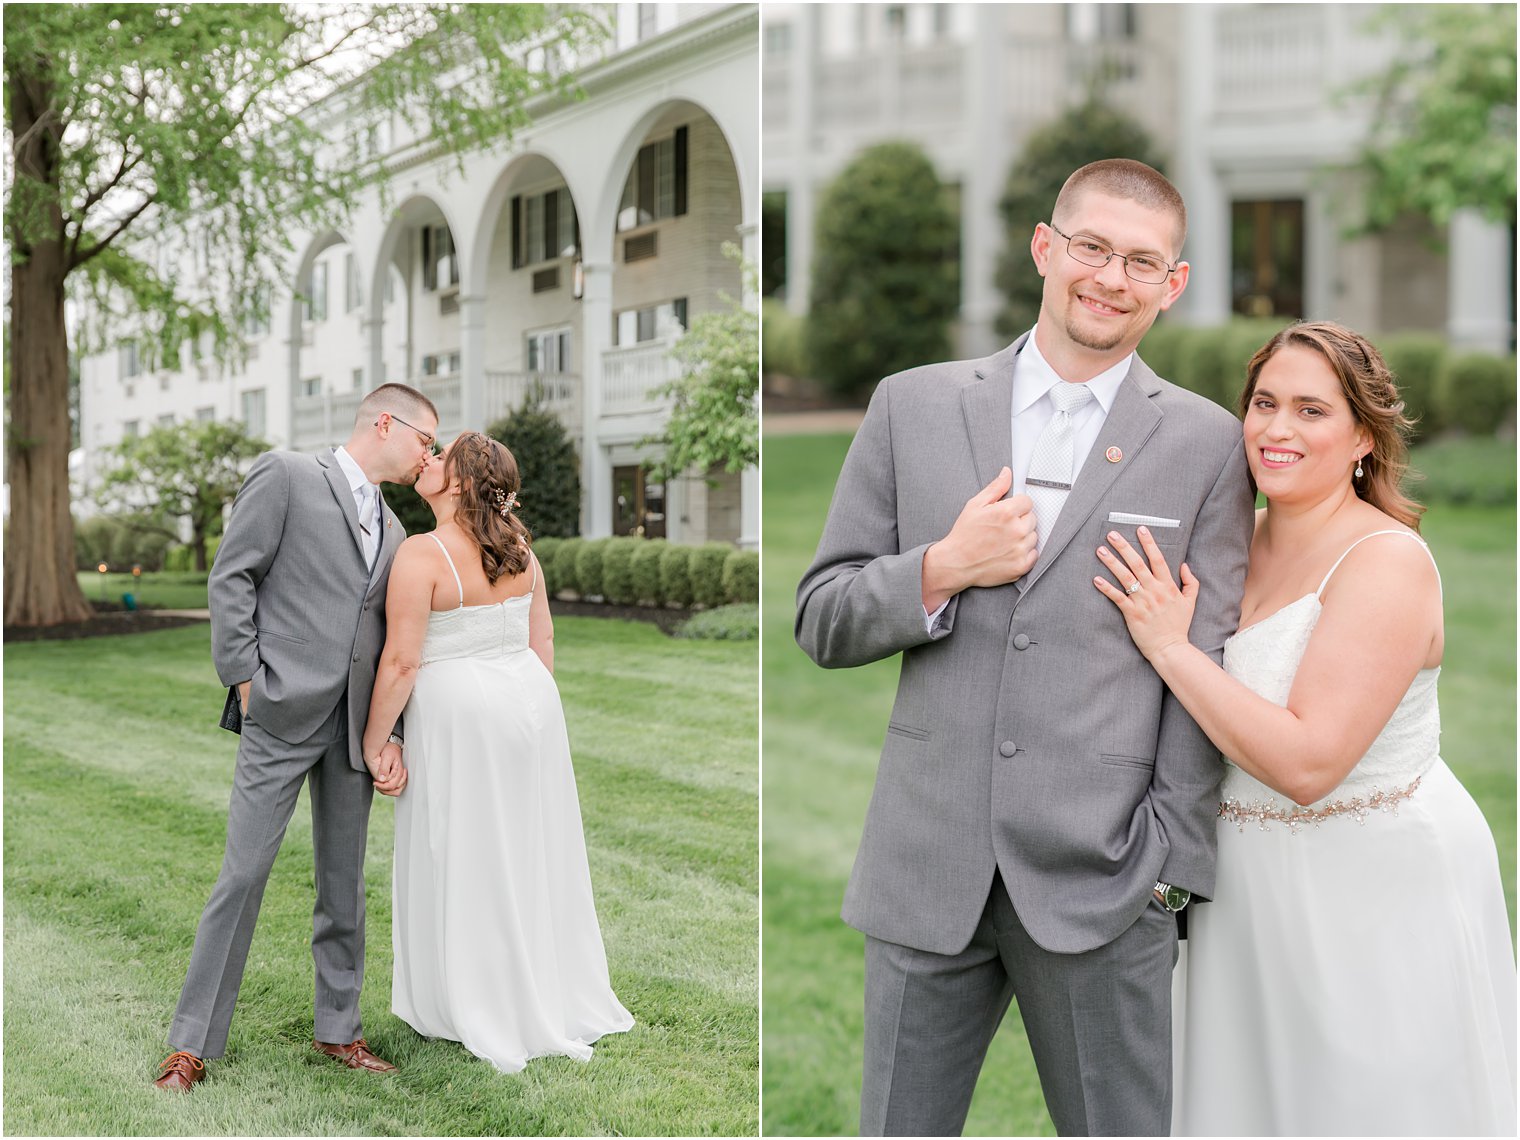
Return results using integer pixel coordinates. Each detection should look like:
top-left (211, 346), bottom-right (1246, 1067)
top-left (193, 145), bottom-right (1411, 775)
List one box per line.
top-left (1243, 345), bottom-right (1370, 503)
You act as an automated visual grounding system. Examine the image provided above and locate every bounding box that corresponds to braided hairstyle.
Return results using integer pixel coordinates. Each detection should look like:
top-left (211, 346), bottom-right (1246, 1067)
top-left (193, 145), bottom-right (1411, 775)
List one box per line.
top-left (443, 431), bottom-right (532, 582)
top-left (1238, 320), bottom-right (1424, 531)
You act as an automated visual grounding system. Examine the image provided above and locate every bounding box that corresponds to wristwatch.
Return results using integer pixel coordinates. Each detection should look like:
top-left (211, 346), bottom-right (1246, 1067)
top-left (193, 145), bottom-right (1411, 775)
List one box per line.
top-left (387, 732), bottom-right (405, 747)
top-left (1154, 880), bottom-right (1191, 912)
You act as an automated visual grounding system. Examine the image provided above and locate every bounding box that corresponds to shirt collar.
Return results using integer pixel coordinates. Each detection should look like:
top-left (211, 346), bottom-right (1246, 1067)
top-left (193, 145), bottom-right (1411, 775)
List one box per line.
top-left (333, 446), bottom-right (373, 496)
top-left (1010, 328), bottom-right (1132, 416)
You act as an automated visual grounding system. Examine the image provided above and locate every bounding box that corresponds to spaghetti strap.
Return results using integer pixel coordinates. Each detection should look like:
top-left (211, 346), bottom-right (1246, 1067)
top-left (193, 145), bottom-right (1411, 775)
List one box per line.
top-left (1315, 530), bottom-right (1441, 599)
top-left (528, 548), bottom-right (539, 595)
top-left (427, 533), bottom-right (466, 610)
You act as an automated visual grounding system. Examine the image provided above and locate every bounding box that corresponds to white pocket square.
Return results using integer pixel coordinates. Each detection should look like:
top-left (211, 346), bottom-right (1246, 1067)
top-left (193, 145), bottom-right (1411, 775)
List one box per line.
top-left (1107, 511), bottom-right (1181, 528)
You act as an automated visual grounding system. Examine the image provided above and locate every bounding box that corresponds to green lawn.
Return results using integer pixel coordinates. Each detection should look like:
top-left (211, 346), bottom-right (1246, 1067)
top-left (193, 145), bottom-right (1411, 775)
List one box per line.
top-left (761, 431), bottom-right (1517, 1138)
top-left (76, 570), bottom-right (212, 610)
top-left (5, 617), bottom-right (757, 1136)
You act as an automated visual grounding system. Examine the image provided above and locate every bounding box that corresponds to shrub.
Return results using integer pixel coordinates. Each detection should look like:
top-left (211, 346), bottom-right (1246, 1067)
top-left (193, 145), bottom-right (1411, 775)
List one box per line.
top-left (1407, 437), bottom-right (1517, 506)
top-left (549, 538), bottom-right (583, 597)
top-left (659, 544), bottom-right (695, 608)
top-left (762, 298), bottom-right (808, 380)
top-left (689, 542), bottom-right (734, 609)
top-left (74, 513), bottom-right (173, 572)
top-left (379, 482), bottom-right (435, 536)
top-left (806, 141), bottom-right (959, 399)
top-left (1169, 324), bottom-right (1236, 409)
top-left (1136, 320), bottom-right (1189, 386)
top-left (574, 537), bottom-right (611, 600)
top-left (721, 549), bottom-right (760, 604)
top-left (164, 536), bottom-right (222, 573)
top-left (629, 539), bottom-right (668, 605)
top-left (488, 392), bottom-right (582, 539)
top-left (1437, 353), bottom-right (1516, 437)
top-left (675, 603), bottom-right (759, 640)
top-left (1379, 333), bottom-right (1449, 441)
top-left (600, 537), bottom-right (641, 605)
top-left (532, 536), bottom-right (563, 589)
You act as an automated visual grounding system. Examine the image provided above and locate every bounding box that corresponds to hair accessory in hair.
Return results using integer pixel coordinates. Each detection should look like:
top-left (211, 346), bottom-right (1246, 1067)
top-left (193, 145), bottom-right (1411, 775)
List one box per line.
top-left (492, 487), bottom-right (517, 519)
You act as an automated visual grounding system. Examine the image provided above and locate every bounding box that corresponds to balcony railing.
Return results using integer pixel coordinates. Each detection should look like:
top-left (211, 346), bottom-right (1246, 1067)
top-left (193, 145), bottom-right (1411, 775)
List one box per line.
top-left (602, 337), bottom-right (681, 414)
top-left (484, 369), bottom-right (581, 432)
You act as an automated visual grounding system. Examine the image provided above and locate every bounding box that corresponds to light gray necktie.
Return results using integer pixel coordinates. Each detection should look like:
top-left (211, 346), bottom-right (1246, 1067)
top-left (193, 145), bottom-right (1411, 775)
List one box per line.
top-left (357, 482), bottom-right (379, 569)
top-left (1025, 382), bottom-right (1096, 550)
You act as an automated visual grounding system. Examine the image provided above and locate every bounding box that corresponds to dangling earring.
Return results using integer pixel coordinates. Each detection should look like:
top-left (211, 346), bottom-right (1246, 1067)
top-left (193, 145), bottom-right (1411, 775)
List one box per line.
top-left (1355, 457), bottom-right (1364, 479)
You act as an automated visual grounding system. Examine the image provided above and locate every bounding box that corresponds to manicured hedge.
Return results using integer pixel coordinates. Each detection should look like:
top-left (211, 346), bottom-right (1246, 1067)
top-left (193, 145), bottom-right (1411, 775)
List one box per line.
top-left (629, 540), bottom-right (667, 605)
top-left (659, 543), bottom-right (695, 608)
top-left (689, 542), bottom-right (736, 609)
top-left (721, 549), bottom-right (760, 605)
top-left (536, 536), bottom-right (748, 609)
top-left (1138, 320), bottom-right (1515, 439)
top-left (600, 536), bottom-right (641, 605)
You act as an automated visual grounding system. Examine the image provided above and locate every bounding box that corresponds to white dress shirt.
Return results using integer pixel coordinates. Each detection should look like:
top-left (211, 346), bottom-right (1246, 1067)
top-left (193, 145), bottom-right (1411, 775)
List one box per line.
top-left (924, 330), bottom-right (1133, 630)
top-left (334, 445), bottom-right (381, 568)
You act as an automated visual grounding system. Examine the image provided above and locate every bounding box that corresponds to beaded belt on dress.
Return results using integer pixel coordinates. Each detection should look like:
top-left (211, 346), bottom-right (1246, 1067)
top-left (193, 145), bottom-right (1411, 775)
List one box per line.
top-left (1219, 775), bottom-right (1422, 833)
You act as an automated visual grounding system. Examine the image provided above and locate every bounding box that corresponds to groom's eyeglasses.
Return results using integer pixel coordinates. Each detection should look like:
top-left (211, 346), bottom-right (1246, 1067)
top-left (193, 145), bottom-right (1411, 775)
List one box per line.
top-left (381, 413), bottom-right (439, 455)
top-left (1048, 223), bottom-right (1177, 284)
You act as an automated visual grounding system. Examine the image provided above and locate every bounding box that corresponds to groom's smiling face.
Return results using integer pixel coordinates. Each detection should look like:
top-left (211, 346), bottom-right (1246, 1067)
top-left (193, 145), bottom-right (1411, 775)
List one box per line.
top-left (1033, 191), bottom-right (1188, 367)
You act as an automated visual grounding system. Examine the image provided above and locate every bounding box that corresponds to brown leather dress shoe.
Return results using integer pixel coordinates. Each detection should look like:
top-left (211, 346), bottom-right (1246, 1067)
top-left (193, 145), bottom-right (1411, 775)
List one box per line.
top-left (313, 1037), bottom-right (396, 1072)
top-left (154, 1051), bottom-right (205, 1092)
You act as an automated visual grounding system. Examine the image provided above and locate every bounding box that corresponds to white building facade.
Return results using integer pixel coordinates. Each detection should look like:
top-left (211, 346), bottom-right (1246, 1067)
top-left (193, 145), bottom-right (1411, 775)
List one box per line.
top-left (80, 3), bottom-right (760, 548)
top-left (763, 3), bottom-right (1514, 360)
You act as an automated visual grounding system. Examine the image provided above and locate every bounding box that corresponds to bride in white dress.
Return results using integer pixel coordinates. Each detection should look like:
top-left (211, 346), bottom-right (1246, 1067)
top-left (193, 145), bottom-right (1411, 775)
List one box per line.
top-left (1094, 322), bottom-right (1515, 1136)
top-left (363, 431), bottom-right (633, 1073)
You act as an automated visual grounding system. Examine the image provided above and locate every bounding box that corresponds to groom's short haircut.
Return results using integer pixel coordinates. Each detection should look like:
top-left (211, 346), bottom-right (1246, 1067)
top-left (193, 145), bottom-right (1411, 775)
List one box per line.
top-left (1053, 159), bottom-right (1187, 254)
top-left (356, 383), bottom-right (438, 428)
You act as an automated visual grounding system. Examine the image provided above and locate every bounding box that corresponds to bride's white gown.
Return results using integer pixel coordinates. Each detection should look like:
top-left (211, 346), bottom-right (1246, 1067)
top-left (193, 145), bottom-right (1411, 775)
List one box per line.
top-left (1174, 531), bottom-right (1516, 1136)
top-left (392, 536), bottom-right (634, 1072)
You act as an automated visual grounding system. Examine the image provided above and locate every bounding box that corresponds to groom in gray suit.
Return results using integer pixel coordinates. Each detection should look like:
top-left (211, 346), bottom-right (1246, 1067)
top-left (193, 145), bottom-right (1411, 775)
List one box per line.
top-left (154, 383), bottom-right (438, 1091)
top-left (797, 160), bottom-right (1254, 1135)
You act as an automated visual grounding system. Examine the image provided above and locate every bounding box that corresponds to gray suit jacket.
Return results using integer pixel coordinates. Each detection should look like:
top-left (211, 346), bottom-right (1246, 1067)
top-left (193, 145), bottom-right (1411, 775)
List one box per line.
top-left (210, 448), bottom-right (405, 772)
top-left (796, 335), bottom-right (1254, 956)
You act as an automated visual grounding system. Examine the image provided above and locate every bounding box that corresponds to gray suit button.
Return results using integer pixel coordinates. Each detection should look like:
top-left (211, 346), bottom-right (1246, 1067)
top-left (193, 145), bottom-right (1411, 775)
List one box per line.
top-left (999, 741), bottom-right (1017, 758)
top-left (1012, 633), bottom-right (1031, 650)
top-left (352, 654), bottom-right (360, 663)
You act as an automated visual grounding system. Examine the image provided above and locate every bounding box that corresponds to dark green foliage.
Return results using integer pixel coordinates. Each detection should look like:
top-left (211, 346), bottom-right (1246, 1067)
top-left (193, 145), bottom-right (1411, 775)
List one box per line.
top-left (164, 537), bottom-right (221, 572)
top-left (487, 393), bottom-right (583, 540)
top-left (995, 100), bottom-right (1168, 339)
top-left (659, 544), bottom-right (695, 608)
top-left (675, 603), bottom-right (758, 641)
top-left (629, 540), bottom-right (668, 605)
top-left (1438, 353), bottom-right (1518, 435)
top-left (550, 539), bottom-right (582, 597)
top-left (73, 513), bottom-right (173, 572)
top-left (1168, 325), bottom-right (1236, 408)
top-left (600, 537), bottom-right (641, 605)
top-left (1381, 333), bottom-right (1451, 440)
top-left (762, 189), bottom-right (788, 298)
top-left (688, 542), bottom-right (734, 609)
top-left (721, 549), bottom-right (759, 604)
top-left (574, 537), bottom-right (610, 600)
top-left (532, 536), bottom-right (563, 594)
top-left (379, 483), bottom-right (436, 536)
top-left (805, 142), bottom-right (959, 399)
top-left (1409, 437), bottom-right (1518, 504)
top-left (761, 299), bottom-right (808, 380)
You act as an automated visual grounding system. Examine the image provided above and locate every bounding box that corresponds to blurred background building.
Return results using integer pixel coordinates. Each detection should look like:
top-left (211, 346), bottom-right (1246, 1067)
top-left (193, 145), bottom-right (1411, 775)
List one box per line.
top-left (77, 2), bottom-right (759, 547)
top-left (762, 2), bottom-right (1515, 362)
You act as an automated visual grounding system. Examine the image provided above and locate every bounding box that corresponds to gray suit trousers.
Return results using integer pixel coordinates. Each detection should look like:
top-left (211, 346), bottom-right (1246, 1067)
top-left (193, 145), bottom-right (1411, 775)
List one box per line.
top-left (862, 873), bottom-right (1178, 1137)
top-left (168, 697), bottom-right (374, 1058)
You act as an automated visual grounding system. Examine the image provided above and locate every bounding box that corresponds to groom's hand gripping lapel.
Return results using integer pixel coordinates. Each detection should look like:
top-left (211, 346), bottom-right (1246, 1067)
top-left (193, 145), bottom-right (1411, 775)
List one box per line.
top-left (920, 466), bottom-right (1038, 611)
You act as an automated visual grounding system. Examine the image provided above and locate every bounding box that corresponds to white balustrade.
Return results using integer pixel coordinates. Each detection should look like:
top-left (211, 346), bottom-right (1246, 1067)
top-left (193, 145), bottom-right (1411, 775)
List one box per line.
top-left (483, 369), bottom-right (582, 433)
top-left (601, 338), bottom-right (681, 415)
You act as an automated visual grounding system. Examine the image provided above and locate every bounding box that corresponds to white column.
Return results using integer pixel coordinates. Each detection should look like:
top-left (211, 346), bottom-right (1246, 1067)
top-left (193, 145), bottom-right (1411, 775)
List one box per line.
top-left (1446, 209), bottom-right (1515, 353)
top-left (738, 465), bottom-right (758, 551)
top-left (1173, 6), bottom-right (1230, 328)
top-left (738, 219), bottom-right (760, 309)
top-left (580, 261), bottom-right (614, 537)
top-left (786, 4), bottom-right (817, 316)
top-left (362, 317), bottom-right (383, 395)
top-left (960, 4), bottom-right (1005, 358)
top-left (458, 294), bottom-right (486, 432)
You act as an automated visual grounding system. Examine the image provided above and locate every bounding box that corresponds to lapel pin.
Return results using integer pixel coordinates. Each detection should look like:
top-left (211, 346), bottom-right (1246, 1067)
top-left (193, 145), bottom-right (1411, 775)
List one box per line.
top-left (1105, 446), bottom-right (1123, 464)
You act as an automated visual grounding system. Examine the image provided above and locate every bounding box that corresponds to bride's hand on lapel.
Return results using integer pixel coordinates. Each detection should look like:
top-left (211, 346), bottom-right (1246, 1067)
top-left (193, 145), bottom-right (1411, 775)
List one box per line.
top-left (1093, 527), bottom-right (1198, 662)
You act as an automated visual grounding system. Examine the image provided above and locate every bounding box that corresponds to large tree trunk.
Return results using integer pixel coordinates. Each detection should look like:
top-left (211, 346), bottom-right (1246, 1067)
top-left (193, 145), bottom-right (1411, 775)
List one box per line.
top-left (6, 63), bottom-right (92, 627)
